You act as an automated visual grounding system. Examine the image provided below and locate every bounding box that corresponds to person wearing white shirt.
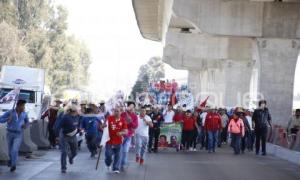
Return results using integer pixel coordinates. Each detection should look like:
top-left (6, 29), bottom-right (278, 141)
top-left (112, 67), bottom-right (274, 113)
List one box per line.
top-left (200, 111), bottom-right (208, 127)
top-left (245, 110), bottom-right (254, 151)
top-left (163, 104), bottom-right (175, 123)
top-left (135, 107), bottom-right (153, 165)
top-left (200, 110), bottom-right (208, 149)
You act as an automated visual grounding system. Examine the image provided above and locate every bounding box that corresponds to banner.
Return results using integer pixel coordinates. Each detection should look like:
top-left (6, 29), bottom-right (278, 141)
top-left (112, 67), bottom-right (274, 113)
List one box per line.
top-left (158, 123), bottom-right (182, 149)
top-left (0, 88), bottom-right (20, 104)
top-left (176, 90), bottom-right (194, 110)
top-left (106, 90), bottom-right (125, 113)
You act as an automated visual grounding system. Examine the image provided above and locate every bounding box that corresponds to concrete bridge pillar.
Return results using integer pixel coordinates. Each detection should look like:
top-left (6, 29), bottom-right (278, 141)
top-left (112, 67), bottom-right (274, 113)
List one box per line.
top-left (187, 59), bottom-right (253, 108)
top-left (223, 60), bottom-right (254, 108)
top-left (256, 38), bottom-right (300, 126)
top-left (188, 70), bottom-right (201, 101)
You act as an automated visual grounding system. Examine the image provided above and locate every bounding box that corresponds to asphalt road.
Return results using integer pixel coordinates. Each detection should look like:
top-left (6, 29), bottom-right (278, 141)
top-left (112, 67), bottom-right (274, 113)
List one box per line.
top-left (0, 145), bottom-right (300, 180)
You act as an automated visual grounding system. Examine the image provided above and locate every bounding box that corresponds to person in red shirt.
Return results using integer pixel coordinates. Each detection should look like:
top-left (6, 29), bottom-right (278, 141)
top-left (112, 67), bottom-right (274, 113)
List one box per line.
top-left (204, 108), bottom-right (222, 153)
top-left (120, 101), bottom-right (138, 171)
top-left (171, 79), bottom-right (178, 92)
top-left (105, 107), bottom-right (128, 174)
top-left (181, 110), bottom-right (197, 151)
top-left (173, 106), bottom-right (184, 123)
top-left (165, 82), bottom-right (172, 92)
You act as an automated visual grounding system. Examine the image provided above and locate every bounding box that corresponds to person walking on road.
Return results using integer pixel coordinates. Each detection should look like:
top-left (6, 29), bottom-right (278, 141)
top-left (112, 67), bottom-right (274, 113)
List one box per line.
top-left (54, 104), bottom-right (80, 173)
top-left (148, 105), bottom-right (164, 153)
top-left (105, 107), bottom-right (128, 174)
top-left (228, 108), bottom-right (245, 155)
top-left (0, 99), bottom-right (29, 172)
top-left (252, 100), bottom-right (272, 156)
top-left (135, 106), bottom-right (153, 165)
top-left (81, 106), bottom-right (102, 158)
top-left (120, 101), bottom-right (138, 171)
top-left (182, 110), bottom-right (197, 151)
top-left (41, 99), bottom-right (62, 149)
top-left (204, 108), bottom-right (222, 153)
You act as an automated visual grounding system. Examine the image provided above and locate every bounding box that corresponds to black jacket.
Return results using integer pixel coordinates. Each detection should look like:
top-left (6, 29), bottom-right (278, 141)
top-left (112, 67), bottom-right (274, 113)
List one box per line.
top-left (253, 108), bottom-right (272, 129)
top-left (149, 112), bottom-right (164, 129)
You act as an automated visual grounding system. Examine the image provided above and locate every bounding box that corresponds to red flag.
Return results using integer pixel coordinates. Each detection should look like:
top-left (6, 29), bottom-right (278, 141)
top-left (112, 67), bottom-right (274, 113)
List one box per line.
top-left (199, 96), bottom-right (209, 109)
top-left (169, 90), bottom-right (177, 106)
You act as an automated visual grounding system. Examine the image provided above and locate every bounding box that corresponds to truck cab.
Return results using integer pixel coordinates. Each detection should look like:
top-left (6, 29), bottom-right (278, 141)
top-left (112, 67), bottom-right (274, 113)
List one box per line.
top-left (0, 87), bottom-right (43, 122)
top-left (0, 66), bottom-right (45, 122)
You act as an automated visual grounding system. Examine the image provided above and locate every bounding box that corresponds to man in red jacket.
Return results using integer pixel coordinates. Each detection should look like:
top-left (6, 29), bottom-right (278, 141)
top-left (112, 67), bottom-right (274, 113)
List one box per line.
top-left (120, 101), bottom-right (138, 171)
top-left (204, 108), bottom-right (222, 153)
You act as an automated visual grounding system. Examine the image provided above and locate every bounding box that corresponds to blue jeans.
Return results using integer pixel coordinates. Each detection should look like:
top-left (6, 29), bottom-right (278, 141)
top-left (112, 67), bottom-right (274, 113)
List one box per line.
top-left (231, 133), bottom-right (242, 154)
top-left (207, 131), bottom-right (218, 152)
top-left (135, 135), bottom-right (148, 159)
top-left (105, 144), bottom-right (121, 171)
top-left (120, 137), bottom-right (131, 168)
top-left (85, 134), bottom-right (97, 155)
top-left (7, 131), bottom-right (23, 167)
top-left (59, 133), bottom-right (78, 170)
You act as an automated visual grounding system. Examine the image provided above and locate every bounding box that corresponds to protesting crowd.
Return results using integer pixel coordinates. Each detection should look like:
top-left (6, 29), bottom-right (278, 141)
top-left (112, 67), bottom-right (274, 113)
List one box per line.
top-left (1, 92), bottom-right (300, 174)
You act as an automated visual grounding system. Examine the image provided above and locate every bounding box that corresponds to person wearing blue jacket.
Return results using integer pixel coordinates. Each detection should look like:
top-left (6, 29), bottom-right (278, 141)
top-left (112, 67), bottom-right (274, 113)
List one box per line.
top-left (81, 107), bottom-right (102, 158)
top-left (54, 104), bottom-right (80, 173)
top-left (0, 99), bottom-right (29, 172)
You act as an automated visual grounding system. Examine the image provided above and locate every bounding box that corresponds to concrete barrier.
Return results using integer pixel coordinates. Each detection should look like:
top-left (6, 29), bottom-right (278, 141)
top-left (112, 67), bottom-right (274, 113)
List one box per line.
top-left (19, 125), bottom-right (38, 153)
top-left (267, 126), bottom-right (273, 142)
top-left (289, 134), bottom-right (297, 149)
top-left (271, 126), bottom-right (280, 144)
top-left (0, 124), bottom-right (9, 162)
top-left (268, 125), bottom-right (279, 143)
top-left (292, 130), bottom-right (300, 152)
top-left (30, 120), bottom-right (50, 149)
top-left (275, 128), bottom-right (289, 148)
top-left (267, 143), bottom-right (300, 166)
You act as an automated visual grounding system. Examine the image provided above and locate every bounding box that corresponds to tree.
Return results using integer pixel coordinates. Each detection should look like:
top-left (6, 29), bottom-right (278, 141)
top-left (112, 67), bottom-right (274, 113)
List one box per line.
top-left (130, 57), bottom-right (165, 100)
top-left (137, 56), bottom-right (165, 82)
top-left (0, 0), bottom-right (91, 95)
top-left (0, 21), bottom-right (32, 67)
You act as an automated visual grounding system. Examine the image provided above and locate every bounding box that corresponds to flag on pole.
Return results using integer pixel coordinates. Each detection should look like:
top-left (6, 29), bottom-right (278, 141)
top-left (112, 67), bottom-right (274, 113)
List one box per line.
top-left (0, 88), bottom-right (20, 104)
top-left (96, 121), bottom-right (110, 170)
top-left (169, 90), bottom-right (177, 106)
top-left (198, 96), bottom-right (209, 110)
top-left (100, 121), bottom-right (110, 147)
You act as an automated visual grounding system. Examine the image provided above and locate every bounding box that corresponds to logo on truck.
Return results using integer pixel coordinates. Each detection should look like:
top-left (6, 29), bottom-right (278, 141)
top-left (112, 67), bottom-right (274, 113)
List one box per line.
top-left (12, 79), bottom-right (26, 85)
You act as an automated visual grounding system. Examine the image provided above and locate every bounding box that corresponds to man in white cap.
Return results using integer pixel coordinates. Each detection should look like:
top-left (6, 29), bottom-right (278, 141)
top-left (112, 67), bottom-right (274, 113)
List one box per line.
top-left (54, 104), bottom-right (80, 173)
top-left (41, 99), bottom-right (62, 148)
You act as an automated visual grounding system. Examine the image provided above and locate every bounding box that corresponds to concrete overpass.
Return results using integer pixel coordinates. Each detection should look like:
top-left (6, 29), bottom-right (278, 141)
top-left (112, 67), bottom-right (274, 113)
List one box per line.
top-left (132, 0), bottom-right (300, 126)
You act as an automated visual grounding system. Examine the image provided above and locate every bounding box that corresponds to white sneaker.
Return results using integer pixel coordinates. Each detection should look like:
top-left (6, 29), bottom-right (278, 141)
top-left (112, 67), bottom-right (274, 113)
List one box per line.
top-left (113, 170), bottom-right (120, 174)
top-left (193, 148), bottom-right (197, 152)
top-left (106, 166), bottom-right (111, 172)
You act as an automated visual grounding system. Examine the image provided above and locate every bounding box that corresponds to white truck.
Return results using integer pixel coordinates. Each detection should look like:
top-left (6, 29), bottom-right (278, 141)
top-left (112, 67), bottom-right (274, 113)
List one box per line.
top-left (0, 66), bottom-right (45, 122)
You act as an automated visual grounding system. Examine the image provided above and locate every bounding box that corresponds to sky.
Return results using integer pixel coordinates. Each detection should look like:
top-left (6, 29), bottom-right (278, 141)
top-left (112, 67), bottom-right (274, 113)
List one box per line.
top-left (55, 0), bottom-right (187, 101)
top-left (55, 0), bottom-right (300, 107)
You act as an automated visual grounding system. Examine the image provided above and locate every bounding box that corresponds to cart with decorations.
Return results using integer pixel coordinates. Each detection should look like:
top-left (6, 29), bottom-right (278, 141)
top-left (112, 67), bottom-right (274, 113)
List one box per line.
top-left (136, 80), bottom-right (195, 151)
